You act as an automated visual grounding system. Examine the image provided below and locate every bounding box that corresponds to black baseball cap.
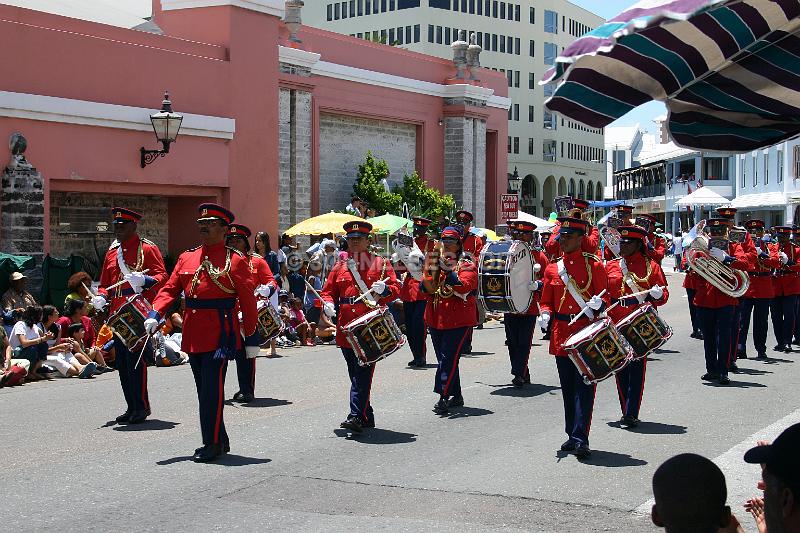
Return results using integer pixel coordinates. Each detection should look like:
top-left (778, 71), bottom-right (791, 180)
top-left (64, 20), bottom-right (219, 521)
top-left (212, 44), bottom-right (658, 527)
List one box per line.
top-left (744, 423), bottom-right (800, 494)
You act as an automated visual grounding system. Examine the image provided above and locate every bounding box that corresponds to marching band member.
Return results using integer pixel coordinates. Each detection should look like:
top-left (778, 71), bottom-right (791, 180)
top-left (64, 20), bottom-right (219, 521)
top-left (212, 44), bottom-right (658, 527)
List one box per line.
top-left (544, 198), bottom-right (600, 258)
top-left (422, 226), bottom-right (478, 415)
top-left (738, 220), bottom-right (779, 360)
top-left (693, 218), bottom-right (750, 385)
top-left (616, 204), bottom-right (634, 224)
top-left (320, 221), bottom-right (400, 433)
top-left (146, 204), bottom-right (260, 462)
top-left (504, 220), bottom-right (549, 387)
top-left (636, 213), bottom-right (666, 265)
top-left (539, 216), bottom-right (609, 459)
top-left (605, 225), bottom-right (668, 428)
top-left (226, 223), bottom-right (278, 403)
top-left (455, 210), bottom-right (483, 354)
top-left (401, 217), bottom-right (434, 368)
top-left (769, 226), bottom-right (800, 353)
top-left (95, 207), bottom-right (167, 425)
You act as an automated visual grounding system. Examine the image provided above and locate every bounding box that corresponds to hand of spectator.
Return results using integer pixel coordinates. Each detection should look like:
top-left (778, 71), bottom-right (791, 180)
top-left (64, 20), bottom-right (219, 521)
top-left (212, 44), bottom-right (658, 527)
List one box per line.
top-left (44, 331), bottom-right (55, 341)
top-left (717, 512), bottom-right (746, 533)
top-left (744, 498), bottom-right (766, 533)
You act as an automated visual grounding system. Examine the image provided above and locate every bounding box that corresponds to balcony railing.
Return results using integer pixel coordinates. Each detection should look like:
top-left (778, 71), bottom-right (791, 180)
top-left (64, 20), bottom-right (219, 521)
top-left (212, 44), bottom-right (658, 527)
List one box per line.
top-left (615, 183), bottom-right (666, 200)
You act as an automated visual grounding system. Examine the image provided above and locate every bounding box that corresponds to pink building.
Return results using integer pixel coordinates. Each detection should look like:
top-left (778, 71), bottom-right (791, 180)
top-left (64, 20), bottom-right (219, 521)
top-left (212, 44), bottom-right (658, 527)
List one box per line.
top-left (0, 0), bottom-right (508, 272)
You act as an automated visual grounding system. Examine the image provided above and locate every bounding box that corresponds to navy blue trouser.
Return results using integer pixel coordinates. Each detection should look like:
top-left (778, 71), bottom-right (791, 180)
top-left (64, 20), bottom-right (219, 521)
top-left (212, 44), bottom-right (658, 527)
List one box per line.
top-left (615, 358), bottom-right (647, 419)
top-left (770, 295), bottom-right (798, 347)
top-left (504, 313), bottom-right (536, 380)
top-left (698, 305), bottom-right (734, 377)
top-left (189, 352), bottom-right (229, 446)
top-left (555, 357), bottom-right (596, 447)
top-left (794, 296), bottom-right (800, 344)
top-left (115, 337), bottom-right (150, 415)
top-left (234, 351), bottom-right (256, 397)
top-left (739, 298), bottom-right (770, 354)
top-left (403, 300), bottom-right (428, 364)
top-left (430, 326), bottom-right (470, 397)
top-left (685, 288), bottom-right (700, 333)
top-left (731, 304), bottom-right (742, 359)
top-left (341, 347), bottom-right (375, 424)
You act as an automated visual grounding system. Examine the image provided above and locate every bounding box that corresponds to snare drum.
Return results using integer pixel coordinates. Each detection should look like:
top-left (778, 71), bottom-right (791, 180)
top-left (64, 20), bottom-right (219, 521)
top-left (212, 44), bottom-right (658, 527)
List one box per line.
top-left (257, 300), bottom-right (284, 346)
top-left (478, 240), bottom-right (534, 314)
top-left (342, 306), bottom-right (405, 366)
top-left (563, 318), bottom-right (634, 384)
top-left (614, 304), bottom-right (672, 360)
top-left (106, 294), bottom-right (153, 353)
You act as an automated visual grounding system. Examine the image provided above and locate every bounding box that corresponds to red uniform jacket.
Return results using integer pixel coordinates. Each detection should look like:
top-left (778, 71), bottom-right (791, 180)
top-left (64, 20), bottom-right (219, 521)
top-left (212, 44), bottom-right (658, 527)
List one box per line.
top-left (693, 243), bottom-right (750, 309)
top-left (545, 223), bottom-right (600, 258)
top-left (422, 257), bottom-right (478, 329)
top-left (539, 250), bottom-right (609, 357)
top-left (745, 240), bottom-right (779, 299)
top-left (151, 242), bottom-right (258, 354)
top-left (98, 235), bottom-right (167, 313)
top-left (320, 252), bottom-right (400, 348)
top-left (646, 235), bottom-right (666, 265)
top-left (772, 242), bottom-right (800, 296)
top-left (514, 247), bottom-right (550, 316)
top-left (399, 236), bottom-right (433, 302)
top-left (248, 253), bottom-right (277, 289)
top-left (605, 254), bottom-right (669, 323)
top-left (462, 233), bottom-right (484, 259)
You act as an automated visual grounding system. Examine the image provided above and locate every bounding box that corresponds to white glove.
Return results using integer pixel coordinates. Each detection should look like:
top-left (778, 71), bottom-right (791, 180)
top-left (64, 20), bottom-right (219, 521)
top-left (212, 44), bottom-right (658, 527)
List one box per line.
top-left (587, 295), bottom-right (603, 311)
top-left (371, 280), bottom-right (387, 295)
top-left (255, 284), bottom-right (272, 298)
top-left (528, 280), bottom-right (543, 292)
top-left (144, 318), bottom-right (159, 335)
top-left (754, 246), bottom-right (763, 256)
top-left (649, 285), bottom-right (664, 300)
top-left (780, 251), bottom-right (789, 265)
top-left (709, 247), bottom-right (726, 262)
top-left (537, 311), bottom-right (551, 330)
top-left (323, 302), bottom-right (336, 318)
top-left (245, 345), bottom-right (261, 359)
top-left (126, 271), bottom-right (146, 292)
top-left (91, 295), bottom-right (107, 311)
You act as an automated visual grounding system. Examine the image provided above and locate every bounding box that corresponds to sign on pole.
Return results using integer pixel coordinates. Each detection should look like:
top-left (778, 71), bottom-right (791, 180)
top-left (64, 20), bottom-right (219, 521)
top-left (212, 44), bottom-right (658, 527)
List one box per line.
top-left (500, 194), bottom-right (519, 222)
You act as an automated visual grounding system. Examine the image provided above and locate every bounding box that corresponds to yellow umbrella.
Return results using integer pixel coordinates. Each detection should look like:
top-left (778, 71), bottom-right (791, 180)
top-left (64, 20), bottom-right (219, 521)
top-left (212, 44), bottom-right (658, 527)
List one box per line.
top-left (283, 212), bottom-right (367, 236)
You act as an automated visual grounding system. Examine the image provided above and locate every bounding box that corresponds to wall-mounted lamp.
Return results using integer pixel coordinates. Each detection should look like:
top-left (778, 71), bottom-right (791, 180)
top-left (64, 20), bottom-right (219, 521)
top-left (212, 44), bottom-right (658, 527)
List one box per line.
top-left (140, 92), bottom-right (183, 168)
top-left (438, 118), bottom-right (443, 127)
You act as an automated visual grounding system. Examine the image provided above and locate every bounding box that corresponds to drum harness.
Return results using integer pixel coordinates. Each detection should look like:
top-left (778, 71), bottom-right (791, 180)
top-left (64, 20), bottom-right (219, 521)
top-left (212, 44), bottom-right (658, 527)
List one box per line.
top-left (115, 240), bottom-right (145, 298)
top-left (346, 257), bottom-right (387, 308)
top-left (557, 256), bottom-right (595, 321)
top-left (619, 257), bottom-right (650, 307)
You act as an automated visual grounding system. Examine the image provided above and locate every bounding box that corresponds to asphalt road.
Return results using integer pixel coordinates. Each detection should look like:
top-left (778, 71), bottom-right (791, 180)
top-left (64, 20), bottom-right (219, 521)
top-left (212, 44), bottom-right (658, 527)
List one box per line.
top-left (2, 268), bottom-right (798, 532)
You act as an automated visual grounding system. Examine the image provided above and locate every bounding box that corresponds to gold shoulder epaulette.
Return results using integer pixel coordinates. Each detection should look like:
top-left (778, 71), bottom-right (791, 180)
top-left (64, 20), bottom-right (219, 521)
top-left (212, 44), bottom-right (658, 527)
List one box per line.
top-left (250, 252), bottom-right (264, 259)
top-left (582, 252), bottom-right (602, 262)
top-left (141, 237), bottom-right (157, 246)
top-left (226, 246), bottom-right (245, 257)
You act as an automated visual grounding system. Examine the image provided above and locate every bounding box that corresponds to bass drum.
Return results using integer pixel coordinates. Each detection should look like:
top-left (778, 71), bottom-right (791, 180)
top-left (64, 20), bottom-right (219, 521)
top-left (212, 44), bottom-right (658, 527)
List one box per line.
top-left (478, 240), bottom-right (534, 314)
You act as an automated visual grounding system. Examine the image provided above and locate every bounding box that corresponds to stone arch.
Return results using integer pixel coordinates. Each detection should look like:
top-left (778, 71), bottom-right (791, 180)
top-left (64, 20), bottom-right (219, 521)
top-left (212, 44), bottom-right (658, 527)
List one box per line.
top-left (557, 176), bottom-right (567, 196)
top-left (586, 181), bottom-right (595, 201)
top-left (578, 179), bottom-right (586, 199)
top-left (542, 175), bottom-right (557, 217)
top-left (595, 181), bottom-right (603, 199)
top-left (568, 178), bottom-right (576, 197)
top-left (521, 174), bottom-right (539, 216)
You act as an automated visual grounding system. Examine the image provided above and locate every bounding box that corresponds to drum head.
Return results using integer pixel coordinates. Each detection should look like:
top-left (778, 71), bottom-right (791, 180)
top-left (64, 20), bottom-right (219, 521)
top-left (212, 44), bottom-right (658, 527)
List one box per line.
top-left (507, 242), bottom-right (534, 312)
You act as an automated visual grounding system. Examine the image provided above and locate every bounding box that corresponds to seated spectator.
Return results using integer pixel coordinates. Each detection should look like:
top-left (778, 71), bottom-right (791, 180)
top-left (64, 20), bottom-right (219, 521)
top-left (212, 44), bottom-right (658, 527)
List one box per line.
top-left (651, 453), bottom-right (741, 533)
top-left (2, 272), bottom-right (37, 334)
top-left (39, 306), bottom-right (95, 379)
top-left (64, 271), bottom-right (95, 313)
top-left (305, 262), bottom-right (324, 341)
top-left (8, 305), bottom-right (50, 381)
top-left (744, 423), bottom-right (800, 533)
top-left (314, 309), bottom-right (336, 343)
top-left (65, 323), bottom-right (112, 373)
top-left (276, 291), bottom-right (296, 347)
top-left (57, 298), bottom-right (96, 348)
top-left (2, 325), bottom-right (29, 384)
top-left (288, 297), bottom-right (313, 346)
top-left (288, 261), bottom-right (308, 300)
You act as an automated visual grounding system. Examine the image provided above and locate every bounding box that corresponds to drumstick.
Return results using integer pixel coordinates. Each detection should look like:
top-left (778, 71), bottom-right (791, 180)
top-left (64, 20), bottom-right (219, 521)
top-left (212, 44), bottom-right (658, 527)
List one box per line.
top-left (304, 278), bottom-right (324, 301)
top-left (82, 282), bottom-right (97, 298)
top-left (104, 269), bottom-right (150, 291)
top-left (134, 330), bottom-right (154, 370)
top-left (568, 289), bottom-right (607, 326)
top-left (604, 287), bottom-right (660, 314)
top-left (351, 277), bottom-right (391, 305)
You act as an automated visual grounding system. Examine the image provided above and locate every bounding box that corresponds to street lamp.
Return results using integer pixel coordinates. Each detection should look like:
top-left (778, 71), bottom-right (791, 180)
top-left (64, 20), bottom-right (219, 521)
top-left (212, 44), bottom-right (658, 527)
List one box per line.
top-left (140, 91), bottom-right (183, 168)
top-left (507, 166), bottom-right (521, 194)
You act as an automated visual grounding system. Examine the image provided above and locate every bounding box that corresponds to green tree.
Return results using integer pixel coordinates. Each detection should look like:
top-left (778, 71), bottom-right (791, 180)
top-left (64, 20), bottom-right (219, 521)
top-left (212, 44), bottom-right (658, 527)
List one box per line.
top-left (353, 151), bottom-right (402, 215)
top-left (395, 170), bottom-right (457, 229)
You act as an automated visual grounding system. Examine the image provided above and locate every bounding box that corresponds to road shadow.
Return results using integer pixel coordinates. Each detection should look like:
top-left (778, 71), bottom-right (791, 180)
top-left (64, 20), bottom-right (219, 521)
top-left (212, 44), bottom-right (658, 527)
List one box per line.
top-left (333, 428), bottom-right (417, 444)
top-left (490, 384), bottom-right (560, 398)
top-left (762, 357), bottom-right (793, 364)
top-left (555, 449), bottom-right (647, 467)
top-left (731, 367), bottom-right (772, 376)
top-left (442, 406), bottom-right (494, 419)
top-left (156, 454), bottom-right (271, 466)
top-left (653, 348), bottom-right (680, 354)
top-left (703, 380), bottom-right (766, 389)
top-left (225, 397), bottom-right (293, 408)
top-left (113, 419), bottom-right (180, 432)
top-left (406, 364), bottom-right (438, 370)
top-left (607, 420), bottom-right (687, 434)
top-left (461, 351), bottom-right (494, 358)
top-left (646, 357), bottom-right (662, 362)
top-left (255, 353), bottom-right (283, 359)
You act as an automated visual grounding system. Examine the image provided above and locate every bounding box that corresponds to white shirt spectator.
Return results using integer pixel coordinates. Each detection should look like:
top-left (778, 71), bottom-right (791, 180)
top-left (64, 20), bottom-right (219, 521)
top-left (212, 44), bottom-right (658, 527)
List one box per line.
top-left (9, 320), bottom-right (41, 349)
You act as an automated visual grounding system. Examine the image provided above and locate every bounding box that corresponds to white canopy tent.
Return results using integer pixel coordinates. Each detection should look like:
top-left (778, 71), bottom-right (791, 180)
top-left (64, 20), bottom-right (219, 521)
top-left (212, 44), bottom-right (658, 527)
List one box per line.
top-left (514, 210), bottom-right (555, 229)
top-left (674, 187), bottom-right (731, 207)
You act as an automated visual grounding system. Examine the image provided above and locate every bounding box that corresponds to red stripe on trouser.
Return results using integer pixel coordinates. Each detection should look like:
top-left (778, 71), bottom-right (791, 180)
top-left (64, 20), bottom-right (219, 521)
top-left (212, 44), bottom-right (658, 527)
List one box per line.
top-left (361, 364), bottom-right (377, 422)
top-left (522, 320), bottom-right (536, 378)
top-left (615, 373), bottom-right (626, 415)
top-left (586, 384), bottom-right (597, 437)
top-left (443, 329), bottom-right (470, 396)
top-left (141, 363), bottom-right (150, 410)
top-left (213, 360), bottom-right (225, 444)
top-left (250, 358), bottom-right (256, 391)
top-left (637, 358), bottom-right (648, 415)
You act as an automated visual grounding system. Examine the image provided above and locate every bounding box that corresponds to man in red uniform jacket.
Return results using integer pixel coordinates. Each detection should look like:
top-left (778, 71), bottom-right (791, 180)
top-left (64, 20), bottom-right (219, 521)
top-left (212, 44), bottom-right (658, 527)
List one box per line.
top-left (400, 216), bottom-right (434, 367)
top-left (693, 218), bottom-right (751, 385)
top-left (539, 216), bottom-right (609, 459)
top-left (769, 226), bottom-right (800, 353)
top-left (320, 221), bottom-right (401, 433)
top-left (544, 198), bottom-right (600, 258)
top-left (455, 210), bottom-right (484, 354)
top-left (635, 213), bottom-right (666, 265)
top-left (147, 203), bottom-right (260, 463)
top-left (605, 225), bottom-right (668, 428)
top-left (226, 223), bottom-right (278, 403)
top-left (422, 226), bottom-right (479, 415)
top-left (503, 220), bottom-right (549, 388)
top-left (94, 207), bottom-right (167, 425)
top-left (738, 220), bottom-right (779, 360)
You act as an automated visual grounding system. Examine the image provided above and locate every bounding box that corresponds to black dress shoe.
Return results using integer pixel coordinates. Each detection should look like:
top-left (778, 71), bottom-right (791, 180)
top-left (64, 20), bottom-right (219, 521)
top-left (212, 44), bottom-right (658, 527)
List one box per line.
top-left (523, 375), bottom-right (531, 384)
top-left (446, 395), bottom-right (464, 408)
top-left (620, 415), bottom-right (640, 428)
top-left (737, 351), bottom-right (748, 359)
top-left (718, 375), bottom-right (731, 385)
top-left (115, 411), bottom-right (132, 423)
top-left (233, 392), bottom-right (254, 403)
top-left (340, 416), bottom-right (363, 433)
top-left (701, 373), bottom-right (719, 382)
top-left (560, 439), bottom-right (577, 452)
top-left (690, 331), bottom-right (702, 339)
top-left (774, 344), bottom-right (786, 352)
top-left (192, 444), bottom-right (223, 463)
top-left (573, 444), bottom-right (592, 459)
top-left (784, 345), bottom-right (793, 353)
top-left (729, 362), bottom-right (739, 373)
top-left (433, 397), bottom-right (449, 414)
top-left (511, 376), bottom-right (525, 388)
top-left (232, 391), bottom-right (245, 401)
top-left (756, 352), bottom-right (768, 360)
top-left (362, 420), bottom-right (375, 429)
top-left (127, 410), bottom-right (151, 424)
top-left (407, 360), bottom-right (418, 367)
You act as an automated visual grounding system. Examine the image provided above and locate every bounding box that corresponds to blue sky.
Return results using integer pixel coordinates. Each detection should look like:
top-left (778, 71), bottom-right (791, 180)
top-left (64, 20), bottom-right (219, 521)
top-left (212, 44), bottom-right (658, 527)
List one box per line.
top-left (568, 0), bottom-right (667, 134)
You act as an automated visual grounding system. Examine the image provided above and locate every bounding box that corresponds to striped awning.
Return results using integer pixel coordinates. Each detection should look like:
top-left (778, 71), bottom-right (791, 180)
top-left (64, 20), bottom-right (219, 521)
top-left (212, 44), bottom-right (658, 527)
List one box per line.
top-left (543, 0), bottom-right (800, 153)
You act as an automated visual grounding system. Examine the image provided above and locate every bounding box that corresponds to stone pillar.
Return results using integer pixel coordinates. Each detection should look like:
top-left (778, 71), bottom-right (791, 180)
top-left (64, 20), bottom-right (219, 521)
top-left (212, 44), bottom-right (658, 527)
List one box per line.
top-left (444, 105), bottom-right (488, 227)
top-left (2, 165), bottom-right (45, 292)
top-left (278, 86), bottom-right (312, 245)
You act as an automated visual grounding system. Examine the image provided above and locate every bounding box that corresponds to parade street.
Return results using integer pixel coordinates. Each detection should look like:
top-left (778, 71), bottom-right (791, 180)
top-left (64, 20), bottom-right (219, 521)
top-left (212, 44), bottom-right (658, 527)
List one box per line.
top-left (2, 269), bottom-right (798, 532)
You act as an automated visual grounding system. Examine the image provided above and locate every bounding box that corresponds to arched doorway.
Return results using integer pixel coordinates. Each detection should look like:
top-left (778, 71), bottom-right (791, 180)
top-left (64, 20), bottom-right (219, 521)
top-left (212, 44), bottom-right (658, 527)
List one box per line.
top-left (558, 177), bottom-right (567, 196)
top-left (568, 179), bottom-right (576, 197)
top-left (595, 182), bottom-right (603, 199)
top-left (587, 181), bottom-right (595, 201)
top-left (579, 179), bottom-right (585, 199)
top-left (542, 175), bottom-right (556, 217)
top-left (521, 174), bottom-right (539, 216)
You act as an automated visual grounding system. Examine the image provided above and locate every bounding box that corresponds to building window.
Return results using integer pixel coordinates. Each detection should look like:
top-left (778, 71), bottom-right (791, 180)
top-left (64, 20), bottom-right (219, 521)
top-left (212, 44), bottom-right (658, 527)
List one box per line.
top-left (334, 3), bottom-right (340, 19)
top-left (740, 156), bottom-right (746, 188)
top-left (543, 83), bottom-right (555, 98)
top-left (500, 2), bottom-right (506, 18)
top-left (430, 0), bottom-right (449, 6)
top-left (765, 151), bottom-right (770, 185)
top-left (544, 10), bottom-right (558, 33)
top-left (515, 4), bottom-right (520, 21)
top-left (428, 24), bottom-right (434, 42)
top-left (445, 27), bottom-right (451, 45)
top-left (506, 70), bottom-right (513, 87)
top-left (508, 136), bottom-right (512, 153)
top-left (753, 154), bottom-right (758, 186)
top-left (389, 0), bottom-right (395, 9)
top-left (350, 0), bottom-right (356, 16)
top-left (528, 72), bottom-right (535, 89)
top-left (513, 104), bottom-right (519, 121)
top-left (341, 1), bottom-right (348, 18)
top-left (436, 25), bottom-right (443, 44)
top-left (778, 149), bottom-right (784, 183)
top-left (529, 138), bottom-right (534, 155)
top-left (358, 0), bottom-right (364, 15)
top-left (543, 109), bottom-right (556, 130)
top-left (513, 137), bottom-right (520, 154)
top-left (327, 4), bottom-right (333, 20)
top-left (543, 140), bottom-right (556, 162)
top-left (507, 36), bottom-right (513, 54)
top-left (529, 6), bottom-right (535, 23)
top-left (514, 70), bottom-right (520, 88)
top-left (499, 35), bottom-right (506, 53)
top-left (492, 0), bottom-right (498, 17)
top-left (529, 39), bottom-right (535, 57)
top-left (544, 42), bottom-right (557, 65)
top-left (389, 28), bottom-right (396, 44)
top-left (469, 0), bottom-right (475, 13)
top-left (528, 105), bottom-right (534, 122)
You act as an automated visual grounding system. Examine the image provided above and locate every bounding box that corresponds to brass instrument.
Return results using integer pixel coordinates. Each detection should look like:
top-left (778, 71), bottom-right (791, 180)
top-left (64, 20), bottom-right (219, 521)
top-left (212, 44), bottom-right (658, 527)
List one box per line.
top-left (422, 240), bottom-right (443, 288)
top-left (686, 233), bottom-right (750, 297)
top-left (729, 226), bottom-right (747, 243)
top-left (391, 231), bottom-right (425, 281)
top-left (600, 226), bottom-right (621, 258)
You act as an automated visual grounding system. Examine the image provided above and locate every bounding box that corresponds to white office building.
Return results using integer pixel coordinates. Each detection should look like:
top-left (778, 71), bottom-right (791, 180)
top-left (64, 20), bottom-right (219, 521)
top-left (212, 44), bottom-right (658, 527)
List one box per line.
top-left (304, 0), bottom-right (606, 218)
